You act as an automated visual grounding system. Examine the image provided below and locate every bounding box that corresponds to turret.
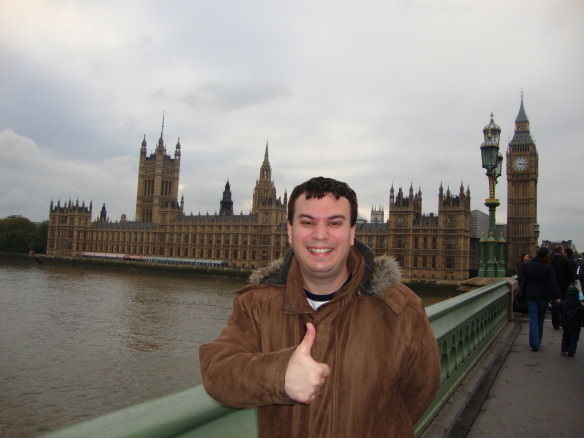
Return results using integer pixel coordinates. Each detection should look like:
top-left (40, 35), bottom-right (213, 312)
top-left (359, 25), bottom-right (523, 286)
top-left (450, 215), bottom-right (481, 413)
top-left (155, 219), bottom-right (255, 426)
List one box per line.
top-left (175, 137), bottom-right (181, 159)
top-left (141, 135), bottom-right (147, 156)
top-left (219, 180), bottom-right (234, 216)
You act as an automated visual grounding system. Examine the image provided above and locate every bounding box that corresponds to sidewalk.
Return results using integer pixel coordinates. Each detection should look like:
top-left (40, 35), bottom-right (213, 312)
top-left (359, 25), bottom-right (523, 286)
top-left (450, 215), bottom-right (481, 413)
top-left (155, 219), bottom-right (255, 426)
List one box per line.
top-left (422, 315), bottom-right (584, 438)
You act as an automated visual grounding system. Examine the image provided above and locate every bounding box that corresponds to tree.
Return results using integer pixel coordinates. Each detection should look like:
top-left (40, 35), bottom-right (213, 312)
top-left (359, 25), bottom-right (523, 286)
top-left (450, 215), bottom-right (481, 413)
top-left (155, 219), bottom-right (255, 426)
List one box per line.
top-left (29, 220), bottom-right (49, 253)
top-left (0, 216), bottom-right (48, 253)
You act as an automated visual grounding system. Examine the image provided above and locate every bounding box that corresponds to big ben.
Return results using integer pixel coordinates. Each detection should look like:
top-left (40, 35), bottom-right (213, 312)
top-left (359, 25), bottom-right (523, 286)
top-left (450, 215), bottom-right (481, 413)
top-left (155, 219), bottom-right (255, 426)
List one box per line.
top-left (506, 95), bottom-right (539, 271)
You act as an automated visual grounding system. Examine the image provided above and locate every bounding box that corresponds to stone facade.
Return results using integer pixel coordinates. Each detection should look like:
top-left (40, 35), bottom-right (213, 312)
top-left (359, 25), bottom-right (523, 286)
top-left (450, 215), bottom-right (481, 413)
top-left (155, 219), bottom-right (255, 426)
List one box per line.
top-left (47, 134), bottom-right (472, 282)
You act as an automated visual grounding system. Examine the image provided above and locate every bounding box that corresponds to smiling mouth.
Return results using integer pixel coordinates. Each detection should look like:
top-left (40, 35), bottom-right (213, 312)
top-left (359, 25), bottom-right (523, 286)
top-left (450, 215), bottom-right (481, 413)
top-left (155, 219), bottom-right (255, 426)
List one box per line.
top-left (309, 248), bottom-right (332, 254)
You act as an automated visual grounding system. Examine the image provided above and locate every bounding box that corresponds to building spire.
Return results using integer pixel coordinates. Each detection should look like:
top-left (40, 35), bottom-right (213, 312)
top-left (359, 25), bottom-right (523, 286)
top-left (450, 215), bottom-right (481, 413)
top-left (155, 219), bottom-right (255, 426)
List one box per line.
top-left (509, 92), bottom-right (533, 145)
top-left (516, 91), bottom-right (528, 123)
top-left (264, 140), bottom-right (269, 162)
top-left (156, 112), bottom-right (166, 153)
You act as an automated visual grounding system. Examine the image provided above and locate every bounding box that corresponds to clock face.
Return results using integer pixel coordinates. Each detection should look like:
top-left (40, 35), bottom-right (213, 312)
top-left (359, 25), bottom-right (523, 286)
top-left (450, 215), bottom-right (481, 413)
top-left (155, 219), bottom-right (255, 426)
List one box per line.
top-left (513, 157), bottom-right (529, 171)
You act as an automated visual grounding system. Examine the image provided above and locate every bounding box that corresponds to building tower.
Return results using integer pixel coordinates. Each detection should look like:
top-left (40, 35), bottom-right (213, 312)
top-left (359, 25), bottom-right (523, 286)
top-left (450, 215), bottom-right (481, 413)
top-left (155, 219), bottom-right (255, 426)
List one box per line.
top-left (251, 142), bottom-right (278, 215)
top-left (135, 116), bottom-right (183, 223)
top-left (219, 180), bottom-right (234, 216)
top-left (439, 182), bottom-right (472, 276)
top-left (506, 94), bottom-right (539, 271)
top-left (371, 205), bottom-right (385, 223)
top-left (388, 184), bottom-right (422, 269)
top-left (47, 199), bottom-right (92, 256)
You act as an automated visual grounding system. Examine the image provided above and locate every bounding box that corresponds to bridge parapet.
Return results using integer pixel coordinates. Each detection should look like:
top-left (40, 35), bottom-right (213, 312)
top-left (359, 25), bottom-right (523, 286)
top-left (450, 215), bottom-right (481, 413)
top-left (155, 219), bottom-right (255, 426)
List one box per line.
top-left (41, 279), bottom-right (515, 438)
top-left (415, 278), bottom-right (513, 434)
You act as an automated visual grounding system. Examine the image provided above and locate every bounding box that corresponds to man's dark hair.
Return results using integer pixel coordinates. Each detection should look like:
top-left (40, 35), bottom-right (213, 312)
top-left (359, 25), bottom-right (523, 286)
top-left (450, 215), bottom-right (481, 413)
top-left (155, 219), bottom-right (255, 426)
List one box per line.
top-left (536, 246), bottom-right (550, 259)
top-left (287, 176), bottom-right (358, 226)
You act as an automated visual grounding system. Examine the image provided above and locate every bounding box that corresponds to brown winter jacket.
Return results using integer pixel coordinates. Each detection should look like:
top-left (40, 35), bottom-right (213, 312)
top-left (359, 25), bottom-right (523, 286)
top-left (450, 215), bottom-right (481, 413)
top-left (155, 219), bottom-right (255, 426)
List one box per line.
top-left (199, 241), bottom-right (440, 438)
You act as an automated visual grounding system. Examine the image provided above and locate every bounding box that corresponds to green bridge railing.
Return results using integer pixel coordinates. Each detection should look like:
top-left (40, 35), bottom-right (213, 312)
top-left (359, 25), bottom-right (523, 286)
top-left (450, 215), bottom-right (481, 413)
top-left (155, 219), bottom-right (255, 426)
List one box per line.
top-left (41, 279), bottom-right (514, 438)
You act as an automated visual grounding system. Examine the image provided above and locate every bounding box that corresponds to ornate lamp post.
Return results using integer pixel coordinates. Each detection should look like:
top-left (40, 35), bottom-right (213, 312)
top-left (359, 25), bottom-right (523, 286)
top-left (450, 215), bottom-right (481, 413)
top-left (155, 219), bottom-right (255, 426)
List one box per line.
top-left (479, 113), bottom-right (507, 277)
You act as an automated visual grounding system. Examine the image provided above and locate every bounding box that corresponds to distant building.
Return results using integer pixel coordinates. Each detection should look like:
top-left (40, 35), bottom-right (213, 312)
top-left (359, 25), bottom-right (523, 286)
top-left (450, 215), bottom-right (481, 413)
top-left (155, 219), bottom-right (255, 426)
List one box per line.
top-left (47, 129), bottom-right (472, 283)
top-left (541, 240), bottom-right (576, 253)
top-left (470, 210), bottom-right (489, 276)
top-left (471, 210), bottom-right (489, 239)
top-left (370, 206), bottom-right (385, 224)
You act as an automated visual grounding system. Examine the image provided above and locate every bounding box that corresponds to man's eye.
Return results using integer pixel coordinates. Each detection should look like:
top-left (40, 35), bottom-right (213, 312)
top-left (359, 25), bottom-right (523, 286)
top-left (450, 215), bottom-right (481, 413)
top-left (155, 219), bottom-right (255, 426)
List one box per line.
top-left (300, 220), bottom-right (313, 226)
top-left (330, 221), bottom-right (342, 226)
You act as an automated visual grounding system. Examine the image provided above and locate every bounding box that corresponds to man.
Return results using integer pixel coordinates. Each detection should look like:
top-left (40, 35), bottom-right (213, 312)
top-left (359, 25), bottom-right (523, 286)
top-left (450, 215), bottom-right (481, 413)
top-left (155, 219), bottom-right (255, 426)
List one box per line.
top-left (200, 177), bottom-right (440, 438)
top-left (519, 246), bottom-right (560, 351)
top-left (551, 245), bottom-right (576, 329)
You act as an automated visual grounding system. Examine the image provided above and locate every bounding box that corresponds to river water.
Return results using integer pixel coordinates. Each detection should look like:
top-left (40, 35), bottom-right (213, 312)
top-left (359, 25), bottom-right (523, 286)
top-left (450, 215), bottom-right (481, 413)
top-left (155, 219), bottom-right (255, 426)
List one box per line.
top-left (0, 256), bottom-right (457, 438)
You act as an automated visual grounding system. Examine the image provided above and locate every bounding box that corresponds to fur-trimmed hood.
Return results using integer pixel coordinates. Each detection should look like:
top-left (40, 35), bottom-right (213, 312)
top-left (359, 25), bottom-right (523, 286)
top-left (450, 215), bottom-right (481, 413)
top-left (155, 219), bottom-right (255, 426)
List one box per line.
top-left (248, 239), bottom-right (401, 296)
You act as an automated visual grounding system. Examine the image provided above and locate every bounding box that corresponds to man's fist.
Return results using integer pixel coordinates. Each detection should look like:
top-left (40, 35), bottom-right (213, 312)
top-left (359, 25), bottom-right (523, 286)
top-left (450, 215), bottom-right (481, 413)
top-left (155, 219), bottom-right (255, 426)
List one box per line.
top-left (284, 322), bottom-right (330, 403)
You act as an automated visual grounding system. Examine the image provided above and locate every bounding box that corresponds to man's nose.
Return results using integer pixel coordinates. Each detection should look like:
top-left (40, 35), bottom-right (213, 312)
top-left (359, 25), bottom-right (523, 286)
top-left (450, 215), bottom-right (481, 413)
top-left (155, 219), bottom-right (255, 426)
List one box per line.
top-left (312, 222), bottom-right (328, 240)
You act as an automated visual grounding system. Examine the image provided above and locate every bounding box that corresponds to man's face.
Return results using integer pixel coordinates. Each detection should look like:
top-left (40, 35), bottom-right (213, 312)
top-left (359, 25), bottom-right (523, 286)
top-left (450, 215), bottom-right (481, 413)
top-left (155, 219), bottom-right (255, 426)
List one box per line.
top-left (287, 193), bottom-right (355, 292)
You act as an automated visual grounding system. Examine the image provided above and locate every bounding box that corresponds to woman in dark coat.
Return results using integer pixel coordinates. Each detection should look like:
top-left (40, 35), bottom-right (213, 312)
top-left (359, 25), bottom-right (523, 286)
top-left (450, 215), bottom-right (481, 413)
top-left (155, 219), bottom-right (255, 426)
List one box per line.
top-left (518, 247), bottom-right (561, 351)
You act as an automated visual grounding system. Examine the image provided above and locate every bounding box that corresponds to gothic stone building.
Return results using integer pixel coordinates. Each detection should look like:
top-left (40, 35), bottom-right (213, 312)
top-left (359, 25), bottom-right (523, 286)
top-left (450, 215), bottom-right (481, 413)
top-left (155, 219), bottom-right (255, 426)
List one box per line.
top-left (47, 134), bottom-right (472, 283)
top-left (506, 96), bottom-right (539, 271)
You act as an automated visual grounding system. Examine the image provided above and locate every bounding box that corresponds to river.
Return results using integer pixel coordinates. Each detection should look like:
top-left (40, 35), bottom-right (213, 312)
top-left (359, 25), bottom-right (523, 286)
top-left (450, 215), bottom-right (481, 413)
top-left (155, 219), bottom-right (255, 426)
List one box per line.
top-left (0, 256), bottom-right (457, 438)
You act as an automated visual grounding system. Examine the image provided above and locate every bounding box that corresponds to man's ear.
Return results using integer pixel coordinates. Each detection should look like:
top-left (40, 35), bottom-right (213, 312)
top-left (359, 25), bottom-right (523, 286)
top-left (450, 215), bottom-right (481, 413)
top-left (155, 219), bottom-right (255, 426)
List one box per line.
top-left (287, 221), bottom-right (293, 244)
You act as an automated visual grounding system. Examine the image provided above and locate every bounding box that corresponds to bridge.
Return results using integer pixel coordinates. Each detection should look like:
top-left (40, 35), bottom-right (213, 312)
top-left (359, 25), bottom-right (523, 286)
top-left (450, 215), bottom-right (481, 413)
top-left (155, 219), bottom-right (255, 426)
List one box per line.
top-left (40, 279), bottom-right (583, 438)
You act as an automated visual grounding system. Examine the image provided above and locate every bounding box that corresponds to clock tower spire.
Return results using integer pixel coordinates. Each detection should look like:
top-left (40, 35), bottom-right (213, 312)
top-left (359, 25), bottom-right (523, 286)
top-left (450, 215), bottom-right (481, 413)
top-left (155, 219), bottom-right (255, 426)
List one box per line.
top-left (506, 93), bottom-right (539, 271)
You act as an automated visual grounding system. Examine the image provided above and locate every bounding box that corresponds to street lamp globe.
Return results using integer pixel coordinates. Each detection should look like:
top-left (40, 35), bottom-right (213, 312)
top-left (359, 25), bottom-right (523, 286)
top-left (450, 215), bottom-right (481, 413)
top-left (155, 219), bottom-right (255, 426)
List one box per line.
top-left (480, 113), bottom-right (501, 172)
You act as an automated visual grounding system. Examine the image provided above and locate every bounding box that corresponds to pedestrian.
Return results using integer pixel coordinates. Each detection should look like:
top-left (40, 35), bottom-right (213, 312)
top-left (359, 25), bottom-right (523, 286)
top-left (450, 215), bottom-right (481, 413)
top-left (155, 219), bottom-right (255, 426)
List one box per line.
top-left (517, 253), bottom-right (530, 277)
top-left (513, 253), bottom-right (531, 314)
top-left (565, 248), bottom-right (579, 284)
top-left (551, 245), bottom-right (576, 329)
top-left (519, 246), bottom-right (561, 351)
top-left (559, 287), bottom-right (584, 357)
top-left (199, 176), bottom-right (441, 438)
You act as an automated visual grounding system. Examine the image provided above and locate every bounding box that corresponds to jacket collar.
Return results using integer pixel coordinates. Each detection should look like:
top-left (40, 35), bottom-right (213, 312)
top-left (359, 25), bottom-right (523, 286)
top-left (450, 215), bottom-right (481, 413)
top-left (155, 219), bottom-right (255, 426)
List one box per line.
top-left (248, 239), bottom-right (401, 297)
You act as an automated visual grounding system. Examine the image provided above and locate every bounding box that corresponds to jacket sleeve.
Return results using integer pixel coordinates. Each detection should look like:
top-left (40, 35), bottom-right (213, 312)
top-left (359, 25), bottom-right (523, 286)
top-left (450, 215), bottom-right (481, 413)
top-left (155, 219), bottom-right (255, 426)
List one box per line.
top-left (199, 292), bottom-right (295, 408)
top-left (548, 266), bottom-right (560, 300)
top-left (399, 298), bottom-right (441, 423)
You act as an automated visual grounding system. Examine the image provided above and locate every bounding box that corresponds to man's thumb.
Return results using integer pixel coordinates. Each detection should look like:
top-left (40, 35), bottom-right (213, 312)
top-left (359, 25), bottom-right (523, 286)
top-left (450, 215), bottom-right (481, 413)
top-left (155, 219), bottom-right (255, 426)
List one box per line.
top-left (298, 322), bottom-right (316, 354)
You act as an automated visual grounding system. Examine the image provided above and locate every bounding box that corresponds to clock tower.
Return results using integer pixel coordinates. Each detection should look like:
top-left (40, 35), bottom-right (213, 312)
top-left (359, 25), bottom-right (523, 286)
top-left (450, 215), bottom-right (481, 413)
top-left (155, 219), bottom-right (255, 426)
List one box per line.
top-left (506, 95), bottom-right (539, 271)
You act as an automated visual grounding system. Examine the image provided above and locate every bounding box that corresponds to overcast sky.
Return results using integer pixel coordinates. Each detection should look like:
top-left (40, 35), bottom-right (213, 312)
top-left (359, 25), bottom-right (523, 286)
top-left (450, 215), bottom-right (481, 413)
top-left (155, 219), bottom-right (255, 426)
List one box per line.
top-left (1, 0), bottom-right (583, 250)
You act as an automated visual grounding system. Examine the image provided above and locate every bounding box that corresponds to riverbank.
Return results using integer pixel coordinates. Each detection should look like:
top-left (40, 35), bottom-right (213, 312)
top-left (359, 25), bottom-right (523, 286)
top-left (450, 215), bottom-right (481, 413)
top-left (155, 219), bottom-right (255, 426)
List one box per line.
top-left (0, 252), bottom-right (252, 279)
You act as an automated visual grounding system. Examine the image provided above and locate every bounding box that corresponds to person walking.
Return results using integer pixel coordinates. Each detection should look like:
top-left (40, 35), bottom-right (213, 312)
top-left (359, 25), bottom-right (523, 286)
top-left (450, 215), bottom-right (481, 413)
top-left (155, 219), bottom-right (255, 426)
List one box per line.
top-left (551, 245), bottom-right (577, 329)
top-left (559, 287), bottom-right (584, 357)
top-left (200, 176), bottom-right (440, 438)
top-left (519, 246), bottom-right (560, 351)
top-left (513, 253), bottom-right (531, 315)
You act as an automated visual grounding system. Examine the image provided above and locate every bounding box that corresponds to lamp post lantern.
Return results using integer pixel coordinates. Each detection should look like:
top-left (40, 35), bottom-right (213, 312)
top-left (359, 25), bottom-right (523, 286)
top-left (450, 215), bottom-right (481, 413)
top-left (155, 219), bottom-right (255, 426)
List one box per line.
top-left (478, 113), bottom-right (507, 277)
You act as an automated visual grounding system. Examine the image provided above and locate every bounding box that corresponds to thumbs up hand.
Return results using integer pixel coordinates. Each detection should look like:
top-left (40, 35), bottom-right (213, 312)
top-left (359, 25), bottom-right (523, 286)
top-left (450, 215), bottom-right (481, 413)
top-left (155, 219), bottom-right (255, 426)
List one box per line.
top-left (284, 322), bottom-right (331, 404)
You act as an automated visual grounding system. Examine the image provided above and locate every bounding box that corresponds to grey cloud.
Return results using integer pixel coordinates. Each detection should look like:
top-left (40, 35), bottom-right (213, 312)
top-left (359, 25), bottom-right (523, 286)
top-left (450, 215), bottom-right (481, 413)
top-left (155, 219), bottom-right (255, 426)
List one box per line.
top-left (183, 80), bottom-right (292, 112)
